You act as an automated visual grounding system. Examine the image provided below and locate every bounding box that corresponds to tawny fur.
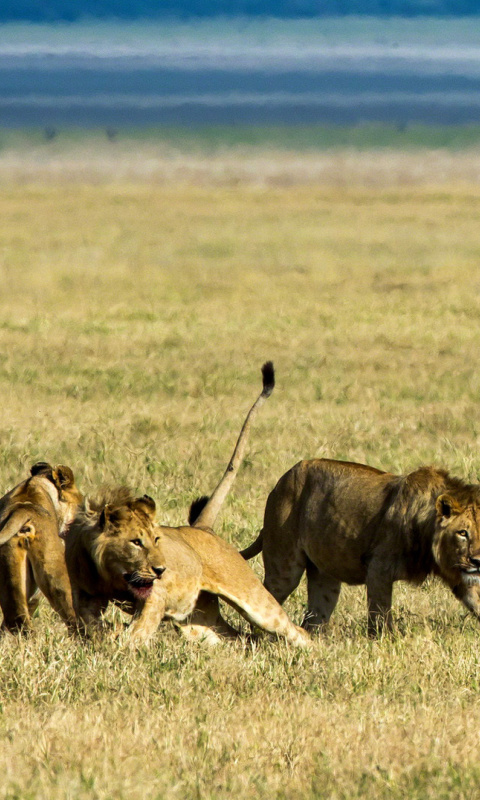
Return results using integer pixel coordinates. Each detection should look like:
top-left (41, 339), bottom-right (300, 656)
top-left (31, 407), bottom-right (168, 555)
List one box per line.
top-left (141, 520), bottom-right (310, 647)
top-left (0, 462), bottom-right (82, 632)
top-left (241, 458), bottom-right (480, 635)
top-left (65, 489), bottom-right (166, 636)
top-left (64, 362), bottom-right (309, 647)
top-left (66, 489), bottom-right (309, 648)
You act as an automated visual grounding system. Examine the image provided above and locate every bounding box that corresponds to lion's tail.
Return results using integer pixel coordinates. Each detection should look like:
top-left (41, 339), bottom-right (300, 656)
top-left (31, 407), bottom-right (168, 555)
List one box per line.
top-left (239, 530), bottom-right (264, 560)
top-left (190, 361), bottom-right (274, 530)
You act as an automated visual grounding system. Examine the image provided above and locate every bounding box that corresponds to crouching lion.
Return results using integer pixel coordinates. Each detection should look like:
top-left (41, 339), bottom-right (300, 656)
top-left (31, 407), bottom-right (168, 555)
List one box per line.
top-left (241, 458), bottom-right (480, 635)
top-left (65, 363), bottom-right (310, 647)
top-left (0, 461), bottom-right (82, 632)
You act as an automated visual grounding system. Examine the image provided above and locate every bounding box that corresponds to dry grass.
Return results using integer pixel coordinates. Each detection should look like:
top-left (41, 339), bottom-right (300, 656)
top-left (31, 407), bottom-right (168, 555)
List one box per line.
top-left (3, 139), bottom-right (480, 187)
top-left (1, 156), bottom-right (480, 798)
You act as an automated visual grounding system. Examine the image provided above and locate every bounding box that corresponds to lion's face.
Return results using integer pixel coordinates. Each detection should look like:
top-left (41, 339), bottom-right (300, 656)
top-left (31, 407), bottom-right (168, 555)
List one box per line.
top-left (434, 494), bottom-right (480, 588)
top-left (92, 495), bottom-right (166, 601)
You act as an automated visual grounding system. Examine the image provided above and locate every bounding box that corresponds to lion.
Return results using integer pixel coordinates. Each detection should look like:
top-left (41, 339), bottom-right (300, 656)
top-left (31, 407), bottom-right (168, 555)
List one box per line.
top-left (65, 362), bottom-right (310, 647)
top-left (240, 458), bottom-right (480, 635)
top-left (65, 488), bottom-right (166, 634)
top-left (0, 462), bottom-right (82, 632)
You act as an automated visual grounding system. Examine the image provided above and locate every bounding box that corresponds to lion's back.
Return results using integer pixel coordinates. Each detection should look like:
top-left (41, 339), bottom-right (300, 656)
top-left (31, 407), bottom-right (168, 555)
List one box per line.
top-left (261, 458), bottom-right (398, 584)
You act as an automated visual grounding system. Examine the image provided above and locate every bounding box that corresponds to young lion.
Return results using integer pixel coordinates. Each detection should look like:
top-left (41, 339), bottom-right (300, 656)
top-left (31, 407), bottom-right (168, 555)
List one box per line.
top-left (241, 459), bottom-right (480, 635)
top-left (65, 489), bottom-right (166, 634)
top-left (65, 362), bottom-right (310, 647)
top-left (0, 462), bottom-right (82, 632)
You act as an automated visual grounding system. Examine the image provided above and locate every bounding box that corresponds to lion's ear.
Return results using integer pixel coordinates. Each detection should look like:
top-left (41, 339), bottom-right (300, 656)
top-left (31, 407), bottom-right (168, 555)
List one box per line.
top-left (38, 463), bottom-right (75, 492)
top-left (30, 462), bottom-right (54, 478)
top-left (53, 465), bottom-right (76, 489)
top-left (134, 495), bottom-right (156, 519)
top-left (100, 505), bottom-right (131, 531)
top-left (436, 494), bottom-right (463, 520)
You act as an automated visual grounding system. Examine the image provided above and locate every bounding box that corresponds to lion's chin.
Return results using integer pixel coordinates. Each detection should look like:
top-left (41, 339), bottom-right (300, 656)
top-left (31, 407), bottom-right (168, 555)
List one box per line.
top-left (130, 584), bottom-right (154, 600)
top-left (123, 574), bottom-right (154, 600)
top-left (460, 569), bottom-right (480, 587)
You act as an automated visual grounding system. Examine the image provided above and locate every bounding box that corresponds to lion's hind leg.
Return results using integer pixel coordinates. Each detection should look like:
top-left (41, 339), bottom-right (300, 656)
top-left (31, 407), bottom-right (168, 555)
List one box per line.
top-left (188, 530), bottom-right (310, 646)
top-left (216, 577), bottom-right (311, 647)
top-left (0, 540), bottom-right (31, 632)
top-left (29, 535), bottom-right (77, 630)
top-left (176, 622), bottom-right (224, 646)
top-left (229, 593), bottom-right (310, 647)
top-left (177, 592), bottom-right (258, 646)
top-left (302, 558), bottom-right (341, 631)
top-left (262, 547), bottom-right (307, 607)
top-left (27, 580), bottom-right (41, 618)
top-left (189, 591), bottom-right (241, 640)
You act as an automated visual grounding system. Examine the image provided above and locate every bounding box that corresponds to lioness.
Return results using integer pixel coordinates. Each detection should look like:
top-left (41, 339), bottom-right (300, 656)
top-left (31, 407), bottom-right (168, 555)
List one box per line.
top-left (241, 459), bottom-right (480, 635)
top-left (65, 362), bottom-right (310, 647)
top-left (0, 462), bottom-right (82, 632)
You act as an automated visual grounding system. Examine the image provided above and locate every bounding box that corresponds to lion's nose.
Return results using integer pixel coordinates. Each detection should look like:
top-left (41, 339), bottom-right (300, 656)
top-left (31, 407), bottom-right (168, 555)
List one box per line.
top-left (153, 566), bottom-right (166, 578)
top-left (470, 557), bottom-right (480, 570)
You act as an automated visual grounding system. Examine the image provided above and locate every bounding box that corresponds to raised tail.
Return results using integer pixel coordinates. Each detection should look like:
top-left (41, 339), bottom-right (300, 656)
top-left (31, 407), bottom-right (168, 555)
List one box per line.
top-left (190, 361), bottom-right (274, 530)
top-left (188, 495), bottom-right (209, 526)
top-left (239, 530), bottom-right (264, 560)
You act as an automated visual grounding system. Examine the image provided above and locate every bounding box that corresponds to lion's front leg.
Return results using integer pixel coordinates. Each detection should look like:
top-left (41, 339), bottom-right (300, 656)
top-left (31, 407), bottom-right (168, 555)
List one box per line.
top-left (128, 582), bottom-right (166, 646)
top-left (453, 581), bottom-right (480, 620)
top-left (74, 588), bottom-right (109, 637)
top-left (366, 561), bottom-right (393, 636)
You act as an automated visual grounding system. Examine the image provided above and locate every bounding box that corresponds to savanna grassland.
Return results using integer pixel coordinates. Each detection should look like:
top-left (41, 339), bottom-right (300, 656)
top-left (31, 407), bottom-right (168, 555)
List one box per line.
top-left (1, 142), bottom-right (480, 799)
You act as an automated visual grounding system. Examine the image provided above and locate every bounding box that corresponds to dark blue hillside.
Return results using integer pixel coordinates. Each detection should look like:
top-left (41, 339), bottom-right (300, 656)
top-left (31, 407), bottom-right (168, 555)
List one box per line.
top-left (1, 0), bottom-right (480, 22)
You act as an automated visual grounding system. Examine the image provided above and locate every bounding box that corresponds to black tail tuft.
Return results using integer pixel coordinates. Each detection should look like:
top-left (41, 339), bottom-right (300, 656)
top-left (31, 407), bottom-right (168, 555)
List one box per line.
top-left (261, 361), bottom-right (275, 397)
top-left (188, 495), bottom-right (210, 526)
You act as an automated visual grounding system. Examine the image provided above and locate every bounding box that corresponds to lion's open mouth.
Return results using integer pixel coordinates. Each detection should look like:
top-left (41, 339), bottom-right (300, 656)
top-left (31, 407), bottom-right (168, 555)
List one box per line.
top-left (123, 573), bottom-right (154, 600)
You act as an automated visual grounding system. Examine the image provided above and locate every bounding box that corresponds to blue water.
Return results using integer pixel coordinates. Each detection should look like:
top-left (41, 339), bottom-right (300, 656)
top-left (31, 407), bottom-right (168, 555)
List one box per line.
top-left (2, 20), bottom-right (480, 126)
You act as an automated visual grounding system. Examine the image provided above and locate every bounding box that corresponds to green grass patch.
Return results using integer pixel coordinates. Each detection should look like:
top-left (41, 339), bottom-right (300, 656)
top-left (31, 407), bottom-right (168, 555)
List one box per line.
top-left (4, 123), bottom-right (480, 153)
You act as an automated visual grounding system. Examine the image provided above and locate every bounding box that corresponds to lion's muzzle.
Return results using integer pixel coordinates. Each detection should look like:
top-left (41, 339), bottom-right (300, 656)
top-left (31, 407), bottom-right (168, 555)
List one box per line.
top-left (123, 569), bottom-right (165, 600)
top-left (464, 564), bottom-right (480, 574)
top-left (152, 566), bottom-right (166, 578)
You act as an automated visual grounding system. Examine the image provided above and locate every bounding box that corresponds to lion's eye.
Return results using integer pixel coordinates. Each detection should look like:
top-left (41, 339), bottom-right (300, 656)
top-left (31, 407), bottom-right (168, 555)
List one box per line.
top-left (131, 539), bottom-right (143, 547)
top-left (457, 530), bottom-right (469, 539)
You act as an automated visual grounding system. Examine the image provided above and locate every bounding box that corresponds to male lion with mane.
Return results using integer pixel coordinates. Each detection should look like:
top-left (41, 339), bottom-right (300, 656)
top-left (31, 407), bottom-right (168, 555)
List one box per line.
top-left (241, 459), bottom-right (480, 635)
top-left (65, 363), bottom-right (310, 647)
